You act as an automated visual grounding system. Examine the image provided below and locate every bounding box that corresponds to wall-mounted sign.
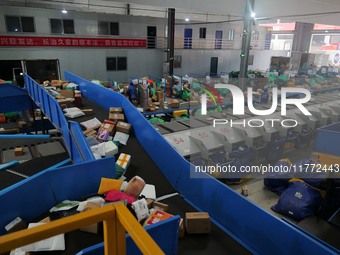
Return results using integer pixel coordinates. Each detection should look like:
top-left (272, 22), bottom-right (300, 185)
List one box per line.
top-left (0, 36), bottom-right (147, 48)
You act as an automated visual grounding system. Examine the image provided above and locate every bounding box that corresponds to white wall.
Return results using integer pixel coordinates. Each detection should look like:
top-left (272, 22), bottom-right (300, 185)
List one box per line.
top-left (0, 6), bottom-right (280, 81)
top-left (0, 48), bottom-right (164, 82)
top-left (250, 50), bottom-right (290, 71)
top-left (174, 49), bottom-right (241, 75)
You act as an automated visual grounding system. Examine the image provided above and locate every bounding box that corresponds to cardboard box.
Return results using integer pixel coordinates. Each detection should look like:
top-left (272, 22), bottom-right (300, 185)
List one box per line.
top-left (82, 109), bottom-right (93, 115)
top-left (116, 121), bottom-right (131, 134)
top-left (143, 210), bottom-right (173, 227)
top-left (80, 202), bottom-right (101, 234)
top-left (148, 98), bottom-right (153, 106)
top-left (116, 153), bottom-right (131, 170)
top-left (15, 147), bottom-right (24, 156)
top-left (170, 99), bottom-right (179, 108)
top-left (83, 129), bottom-right (97, 137)
top-left (5, 217), bottom-right (27, 233)
top-left (18, 121), bottom-right (28, 129)
top-left (153, 201), bottom-right (169, 212)
top-left (157, 91), bottom-right (164, 104)
top-left (99, 120), bottom-right (116, 135)
top-left (185, 212), bottom-right (210, 234)
top-left (110, 107), bottom-right (123, 113)
top-left (60, 89), bottom-right (74, 98)
top-left (57, 99), bottom-right (73, 107)
top-left (109, 113), bottom-right (124, 122)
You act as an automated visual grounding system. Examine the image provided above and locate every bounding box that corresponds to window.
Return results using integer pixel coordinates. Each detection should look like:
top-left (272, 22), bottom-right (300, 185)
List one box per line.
top-left (174, 56), bottom-right (182, 68)
top-left (107, 57), bottom-right (127, 71)
top-left (50, 19), bottom-right (74, 34)
top-left (98, 21), bottom-right (119, 35)
top-left (227, 29), bottom-right (235, 40)
top-left (5, 16), bottom-right (35, 33)
top-left (199, 27), bottom-right (206, 39)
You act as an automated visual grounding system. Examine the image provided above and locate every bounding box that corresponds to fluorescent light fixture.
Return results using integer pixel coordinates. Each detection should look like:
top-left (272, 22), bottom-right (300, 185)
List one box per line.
top-left (61, 8), bottom-right (67, 14)
top-left (251, 12), bottom-right (256, 18)
top-left (185, 17), bottom-right (190, 22)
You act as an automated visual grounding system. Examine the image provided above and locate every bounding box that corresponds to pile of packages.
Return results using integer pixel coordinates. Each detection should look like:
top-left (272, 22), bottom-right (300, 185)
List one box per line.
top-left (81, 107), bottom-right (132, 178)
top-left (5, 174), bottom-right (212, 254)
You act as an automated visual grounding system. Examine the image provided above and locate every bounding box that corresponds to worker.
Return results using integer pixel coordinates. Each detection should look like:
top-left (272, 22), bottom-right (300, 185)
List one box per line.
top-left (127, 81), bottom-right (137, 103)
top-left (260, 87), bottom-right (270, 104)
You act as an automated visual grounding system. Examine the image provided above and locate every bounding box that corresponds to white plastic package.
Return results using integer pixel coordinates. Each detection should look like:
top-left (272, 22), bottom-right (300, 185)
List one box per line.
top-left (81, 118), bottom-right (102, 130)
top-left (132, 199), bottom-right (150, 222)
top-left (64, 110), bottom-right (85, 119)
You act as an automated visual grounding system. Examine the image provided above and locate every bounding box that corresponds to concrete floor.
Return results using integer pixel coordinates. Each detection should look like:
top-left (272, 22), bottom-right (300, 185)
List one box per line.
top-left (229, 142), bottom-right (314, 221)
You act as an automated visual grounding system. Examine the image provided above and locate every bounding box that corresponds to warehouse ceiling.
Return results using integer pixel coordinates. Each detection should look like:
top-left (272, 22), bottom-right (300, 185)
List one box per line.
top-left (1, 0), bottom-right (340, 26)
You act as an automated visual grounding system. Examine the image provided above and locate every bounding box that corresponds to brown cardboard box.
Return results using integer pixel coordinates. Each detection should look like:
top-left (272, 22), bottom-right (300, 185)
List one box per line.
top-left (185, 212), bottom-right (210, 234)
top-left (99, 120), bottom-right (116, 135)
top-left (153, 201), bottom-right (169, 212)
top-left (109, 113), bottom-right (124, 122)
top-left (18, 121), bottom-right (28, 129)
top-left (82, 109), bottom-right (93, 115)
top-left (57, 99), bottom-right (73, 107)
top-left (80, 202), bottom-right (101, 234)
top-left (170, 99), bottom-right (179, 108)
top-left (60, 89), bottom-right (74, 98)
top-left (116, 121), bottom-right (131, 134)
top-left (83, 129), bottom-right (97, 137)
top-left (148, 98), bottom-right (153, 106)
top-left (156, 91), bottom-right (164, 101)
top-left (110, 107), bottom-right (123, 113)
top-left (5, 217), bottom-right (27, 233)
top-left (15, 147), bottom-right (24, 156)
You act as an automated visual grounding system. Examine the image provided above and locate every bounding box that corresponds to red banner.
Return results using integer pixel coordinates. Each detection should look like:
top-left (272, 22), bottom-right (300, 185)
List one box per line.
top-left (0, 36), bottom-right (147, 48)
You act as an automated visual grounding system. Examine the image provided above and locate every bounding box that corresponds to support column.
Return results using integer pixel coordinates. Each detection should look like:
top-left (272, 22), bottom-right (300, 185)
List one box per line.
top-left (167, 8), bottom-right (175, 78)
top-left (291, 22), bottom-right (314, 53)
top-left (239, 0), bottom-right (254, 89)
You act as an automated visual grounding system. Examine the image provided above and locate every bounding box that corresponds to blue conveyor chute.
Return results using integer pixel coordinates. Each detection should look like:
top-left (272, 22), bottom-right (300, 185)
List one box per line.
top-left (63, 71), bottom-right (339, 255)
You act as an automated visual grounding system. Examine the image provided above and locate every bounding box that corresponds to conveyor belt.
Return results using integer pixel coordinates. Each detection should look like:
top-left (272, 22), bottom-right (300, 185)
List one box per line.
top-left (158, 121), bottom-right (190, 132)
top-left (177, 118), bottom-right (209, 129)
top-left (0, 152), bottom-right (70, 191)
top-left (67, 97), bottom-right (252, 255)
top-left (153, 124), bottom-right (171, 135)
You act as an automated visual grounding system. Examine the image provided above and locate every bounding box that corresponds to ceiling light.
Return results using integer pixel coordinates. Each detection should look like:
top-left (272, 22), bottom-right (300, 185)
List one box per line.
top-left (61, 9), bottom-right (67, 14)
top-left (277, 19), bottom-right (280, 24)
top-left (185, 17), bottom-right (190, 22)
top-left (251, 12), bottom-right (256, 18)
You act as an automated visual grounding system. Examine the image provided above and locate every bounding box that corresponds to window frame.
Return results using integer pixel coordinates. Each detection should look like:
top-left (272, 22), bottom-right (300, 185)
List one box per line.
top-left (98, 21), bottom-right (119, 36)
top-left (199, 27), bottom-right (206, 39)
top-left (5, 15), bottom-right (35, 33)
top-left (107, 57), bottom-right (127, 71)
top-left (50, 18), bottom-right (75, 34)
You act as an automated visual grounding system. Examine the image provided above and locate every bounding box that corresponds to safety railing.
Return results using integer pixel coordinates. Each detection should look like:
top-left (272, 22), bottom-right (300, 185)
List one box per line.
top-left (0, 202), bottom-right (164, 255)
top-left (24, 74), bottom-right (95, 163)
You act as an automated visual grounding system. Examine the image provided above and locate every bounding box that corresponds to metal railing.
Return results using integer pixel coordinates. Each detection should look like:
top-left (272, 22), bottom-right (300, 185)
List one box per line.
top-left (0, 202), bottom-right (165, 255)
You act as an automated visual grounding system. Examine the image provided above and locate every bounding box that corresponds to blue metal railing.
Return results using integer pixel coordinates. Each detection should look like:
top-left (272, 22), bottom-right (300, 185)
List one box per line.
top-left (24, 74), bottom-right (95, 163)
